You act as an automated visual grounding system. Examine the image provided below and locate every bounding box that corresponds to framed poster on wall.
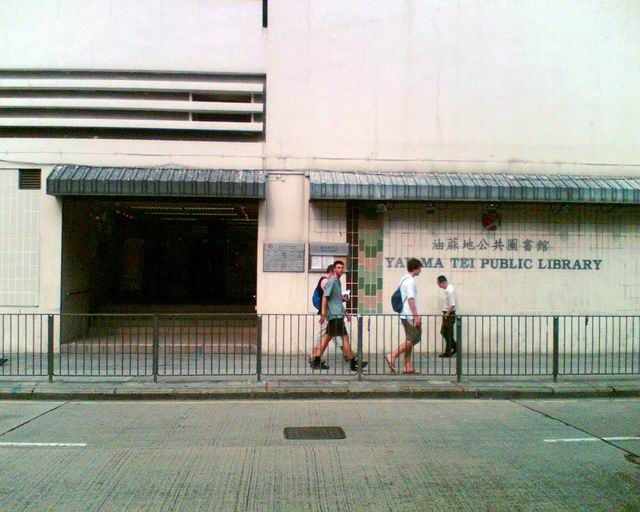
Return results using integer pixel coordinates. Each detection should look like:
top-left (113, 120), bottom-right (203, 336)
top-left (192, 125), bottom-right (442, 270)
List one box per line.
top-left (263, 242), bottom-right (305, 272)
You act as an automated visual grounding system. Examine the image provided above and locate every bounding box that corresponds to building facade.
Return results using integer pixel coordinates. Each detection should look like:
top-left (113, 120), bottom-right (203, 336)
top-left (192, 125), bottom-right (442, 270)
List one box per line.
top-left (1, 0), bottom-right (639, 334)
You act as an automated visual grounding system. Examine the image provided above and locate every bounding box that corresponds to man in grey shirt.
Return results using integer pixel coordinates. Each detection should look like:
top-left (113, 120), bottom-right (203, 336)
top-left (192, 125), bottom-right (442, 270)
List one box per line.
top-left (310, 260), bottom-right (367, 372)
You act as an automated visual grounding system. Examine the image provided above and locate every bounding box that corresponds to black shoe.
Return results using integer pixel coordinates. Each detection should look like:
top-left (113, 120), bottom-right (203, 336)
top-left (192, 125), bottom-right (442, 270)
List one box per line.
top-left (310, 359), bottom-right (330, 370)
top-left (438, 353), bottom-right (451, 358)
top-left (350, 358), bottom-right (368, 371)
top-left (0, 357), bottom-right (7, 366)
top-left (449, 343), bottom-right (457, 355)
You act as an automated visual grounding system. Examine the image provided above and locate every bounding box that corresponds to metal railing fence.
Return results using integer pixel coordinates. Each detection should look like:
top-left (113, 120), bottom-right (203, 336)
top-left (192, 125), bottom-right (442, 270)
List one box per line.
top-left (0, 314), bottom-right (50, 377)
top-left (0, 313), bottom-right (638, 381)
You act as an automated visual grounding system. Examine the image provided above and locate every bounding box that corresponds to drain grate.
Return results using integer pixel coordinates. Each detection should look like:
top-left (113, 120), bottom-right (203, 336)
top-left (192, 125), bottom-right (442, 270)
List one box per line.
top-left (283, 426), bottom-right (346, 440)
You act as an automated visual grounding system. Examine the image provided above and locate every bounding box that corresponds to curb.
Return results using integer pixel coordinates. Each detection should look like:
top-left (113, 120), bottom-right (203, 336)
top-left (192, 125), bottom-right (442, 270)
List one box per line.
top-left (0, 386), bottom-right (638, 401)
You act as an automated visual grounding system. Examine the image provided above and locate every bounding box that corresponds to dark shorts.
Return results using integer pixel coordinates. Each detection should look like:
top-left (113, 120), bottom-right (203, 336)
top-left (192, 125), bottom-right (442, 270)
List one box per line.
top-left (401, 319), bottom-right (422, 345)
top-left (327, 318), bottom-right (348, 337)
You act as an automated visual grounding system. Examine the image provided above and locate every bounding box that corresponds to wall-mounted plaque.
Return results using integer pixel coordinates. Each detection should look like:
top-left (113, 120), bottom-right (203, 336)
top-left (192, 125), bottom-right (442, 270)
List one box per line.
top-left (263, 242), bottom-right (305, 272)
top-left (308, 242), bottom-right (350, 271)
top-left (308, 243), bottom-right (350, 256)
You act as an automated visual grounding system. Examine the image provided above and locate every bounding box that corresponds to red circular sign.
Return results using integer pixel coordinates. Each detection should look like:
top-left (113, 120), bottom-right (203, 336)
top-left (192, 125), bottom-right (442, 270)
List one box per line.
top-left (482, 211), bottom-right (501, 231)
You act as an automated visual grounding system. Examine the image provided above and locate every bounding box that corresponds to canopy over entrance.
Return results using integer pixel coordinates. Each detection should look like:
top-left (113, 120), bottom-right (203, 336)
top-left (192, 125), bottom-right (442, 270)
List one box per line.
top-left (47, 165), bottom-right (266, 198)
top-left (309, 171), bottom-right (640, 204)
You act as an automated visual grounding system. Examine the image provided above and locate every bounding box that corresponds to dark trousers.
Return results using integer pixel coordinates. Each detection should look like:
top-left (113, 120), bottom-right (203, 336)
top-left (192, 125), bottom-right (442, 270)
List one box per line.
top-left (440, 313), bottom-right (457, 354)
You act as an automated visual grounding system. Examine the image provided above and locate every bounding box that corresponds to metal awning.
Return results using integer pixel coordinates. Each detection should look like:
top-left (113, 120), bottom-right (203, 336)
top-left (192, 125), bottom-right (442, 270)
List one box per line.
top-left (47, 165), bottom-right (266, 198)
top-left (309, 171), bottom-right (640, 204)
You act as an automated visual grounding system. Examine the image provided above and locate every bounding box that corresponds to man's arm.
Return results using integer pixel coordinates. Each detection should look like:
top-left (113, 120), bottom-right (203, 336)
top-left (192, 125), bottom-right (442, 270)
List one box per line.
top-left (320, 295), bottom-right (328, 323)
top-left (408, 297), bottom-right (421, 327)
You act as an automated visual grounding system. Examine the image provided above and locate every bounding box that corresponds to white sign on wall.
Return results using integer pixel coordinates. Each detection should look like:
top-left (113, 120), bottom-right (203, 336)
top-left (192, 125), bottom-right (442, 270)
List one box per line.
top-left (263, 242), bottom-right (305, 272)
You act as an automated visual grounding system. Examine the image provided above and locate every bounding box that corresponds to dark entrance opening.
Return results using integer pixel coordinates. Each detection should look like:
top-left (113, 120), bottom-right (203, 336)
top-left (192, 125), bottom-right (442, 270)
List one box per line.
top-left (61, 198), bottom-right (258, 313)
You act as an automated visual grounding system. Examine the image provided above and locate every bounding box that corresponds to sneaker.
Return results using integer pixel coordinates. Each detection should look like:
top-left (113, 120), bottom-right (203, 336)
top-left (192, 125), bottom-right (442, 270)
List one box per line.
top-left (0, 357), bottom-right (7, 366)
top-left (350, 358), bottom-right (368, 371)
top-left (310, 359), bottom-right (330, 370)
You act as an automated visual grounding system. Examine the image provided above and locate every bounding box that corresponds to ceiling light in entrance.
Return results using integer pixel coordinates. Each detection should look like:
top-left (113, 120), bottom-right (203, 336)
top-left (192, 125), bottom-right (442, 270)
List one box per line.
top-left (128, 205), bottom-right (236, 212)
top-left (143, 211), bottom-right (237, 217)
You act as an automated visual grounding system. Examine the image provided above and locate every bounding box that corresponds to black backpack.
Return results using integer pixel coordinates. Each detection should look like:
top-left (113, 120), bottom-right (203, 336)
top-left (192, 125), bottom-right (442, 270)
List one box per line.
top-left (391, 276), bottom-right (410, 313)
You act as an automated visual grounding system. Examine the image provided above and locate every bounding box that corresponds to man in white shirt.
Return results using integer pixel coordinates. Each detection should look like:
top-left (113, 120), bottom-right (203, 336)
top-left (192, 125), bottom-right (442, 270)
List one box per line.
top-left (437, 275), bottom-right (457, 357)
top-left (385, 258), bottom-right (422, 374)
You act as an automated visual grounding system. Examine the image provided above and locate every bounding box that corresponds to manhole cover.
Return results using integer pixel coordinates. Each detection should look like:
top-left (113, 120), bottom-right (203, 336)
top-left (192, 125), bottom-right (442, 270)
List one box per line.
top-left (284, 426), bottom-right (346, 440)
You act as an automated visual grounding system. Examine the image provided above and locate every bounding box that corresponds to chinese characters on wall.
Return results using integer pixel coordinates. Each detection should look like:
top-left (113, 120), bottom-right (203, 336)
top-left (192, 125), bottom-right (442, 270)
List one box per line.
top-left (431, 237), bottom-right (550, 252)
top-left (386, 237), bottom-right (603, 271)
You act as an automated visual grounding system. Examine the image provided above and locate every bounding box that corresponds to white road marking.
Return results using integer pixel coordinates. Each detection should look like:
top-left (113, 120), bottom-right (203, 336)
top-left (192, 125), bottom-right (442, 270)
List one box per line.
top-left (544, 436), bottom-right (640, 443)
top-left (0, 442), bottom-right (87, 447)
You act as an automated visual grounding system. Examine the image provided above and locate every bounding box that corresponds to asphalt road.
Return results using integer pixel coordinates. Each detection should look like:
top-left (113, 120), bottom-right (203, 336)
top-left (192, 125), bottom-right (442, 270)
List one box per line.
top-left (0, 399), bottom-right (638, 511)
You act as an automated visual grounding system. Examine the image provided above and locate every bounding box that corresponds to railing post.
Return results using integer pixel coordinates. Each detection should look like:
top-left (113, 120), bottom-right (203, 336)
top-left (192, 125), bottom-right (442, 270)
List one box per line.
top-left (256, 315), bottom-right (262, 382)
top-left (357, 316), bottom-right (363, 382)
top-left (152, 315), bottom-right (159, 383)
top-left (47, 315), bottom-right (54, 383)
top-left (553, 316), bottom-right (559, 382)
top-left (456, 316), bottom-right (462, 383)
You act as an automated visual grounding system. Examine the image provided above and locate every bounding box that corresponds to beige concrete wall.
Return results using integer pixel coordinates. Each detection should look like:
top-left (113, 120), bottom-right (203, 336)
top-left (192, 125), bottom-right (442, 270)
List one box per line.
top-left (0, 0), bottom-right (265, 73)
top-left (265, 0), bottom-right (640, 175)
top-left (383, 203), bottom-right (640, 316)
top-left (40, 191), bottom-right (63, 312)
top-left (0, 0), bottom-right (638, 174)
top-left (256, 173), bottom-right (308, 314)
top-left (0, 0), bottom-right (266, 171)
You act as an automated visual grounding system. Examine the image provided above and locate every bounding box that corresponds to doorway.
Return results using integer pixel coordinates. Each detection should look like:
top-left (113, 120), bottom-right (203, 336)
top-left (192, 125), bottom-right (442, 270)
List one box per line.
top-left (61, 198), bottom-right (258, 313)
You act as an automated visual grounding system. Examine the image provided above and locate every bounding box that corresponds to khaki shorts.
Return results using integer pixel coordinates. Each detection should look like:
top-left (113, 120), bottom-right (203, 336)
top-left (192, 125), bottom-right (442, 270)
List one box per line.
top-left (401, 319), bottom-right (422, 345)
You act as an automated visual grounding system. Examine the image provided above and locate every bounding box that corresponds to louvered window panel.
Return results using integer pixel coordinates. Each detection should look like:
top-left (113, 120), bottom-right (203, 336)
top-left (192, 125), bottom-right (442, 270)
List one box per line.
top-left (18, 169), bottom-right (41, 190)
top-left (0, 71), bottom-right (265, 141)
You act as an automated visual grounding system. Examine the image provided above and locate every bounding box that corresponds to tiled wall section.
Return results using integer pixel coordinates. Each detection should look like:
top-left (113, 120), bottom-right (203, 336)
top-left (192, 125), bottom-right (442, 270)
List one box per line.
top-left (357, 213), bottom-right (384, 314)
top-left (308, 201), bottom-right (347, 271)
top-left (309, 202), bottom-right (346, 237)
top-left (309, 202), bottom-right (347, 309)
top-left (384, 202), bottom-right (640, 315)
top-left (0, 170), bottom-right (40, 306)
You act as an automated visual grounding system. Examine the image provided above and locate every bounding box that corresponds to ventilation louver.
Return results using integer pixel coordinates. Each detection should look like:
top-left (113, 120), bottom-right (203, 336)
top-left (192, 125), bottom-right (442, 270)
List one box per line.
top-left (0, 71), bottom-right (265, 141)
top-left (18, 169), bottom-right (41, 190)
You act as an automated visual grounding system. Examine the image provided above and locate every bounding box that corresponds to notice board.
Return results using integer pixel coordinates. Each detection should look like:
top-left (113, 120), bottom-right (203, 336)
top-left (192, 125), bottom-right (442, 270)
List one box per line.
top-left (263, 242), bottom-right (305, 272)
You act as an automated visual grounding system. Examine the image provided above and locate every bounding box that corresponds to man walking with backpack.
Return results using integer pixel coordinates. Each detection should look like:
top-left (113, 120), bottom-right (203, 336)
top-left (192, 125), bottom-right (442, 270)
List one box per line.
top-left (386, 257), bottom-right (422, 374)
top-left (310, 260), bottom-right (367, 372)
top-left (309, 264), bottom-right (334, 369)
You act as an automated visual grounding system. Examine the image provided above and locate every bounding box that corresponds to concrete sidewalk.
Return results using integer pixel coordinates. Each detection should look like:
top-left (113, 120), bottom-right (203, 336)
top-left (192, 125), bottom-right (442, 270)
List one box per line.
top-left (0, 374), bottom-right (638, 400)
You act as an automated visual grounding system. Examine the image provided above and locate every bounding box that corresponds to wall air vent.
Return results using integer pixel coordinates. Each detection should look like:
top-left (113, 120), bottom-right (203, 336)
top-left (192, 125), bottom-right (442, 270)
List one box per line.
top-left (18, 169), bottom-right (41, 190)
top-left (0, 70), bottom-right (265, 141)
